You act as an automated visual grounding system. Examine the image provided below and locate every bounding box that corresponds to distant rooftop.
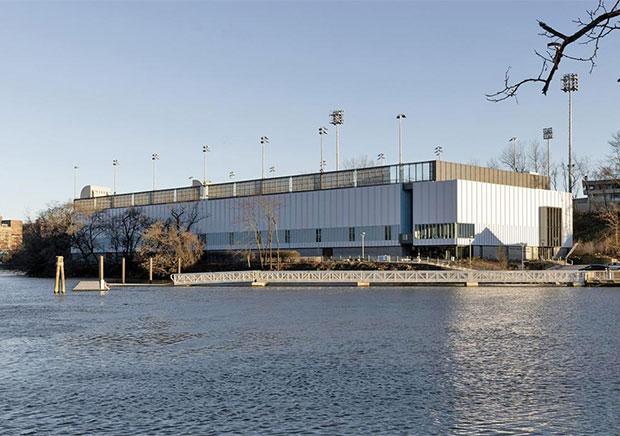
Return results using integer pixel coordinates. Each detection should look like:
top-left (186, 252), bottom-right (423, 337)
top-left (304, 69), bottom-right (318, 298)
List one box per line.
top-left (74, 160), bottom-right (550, 212)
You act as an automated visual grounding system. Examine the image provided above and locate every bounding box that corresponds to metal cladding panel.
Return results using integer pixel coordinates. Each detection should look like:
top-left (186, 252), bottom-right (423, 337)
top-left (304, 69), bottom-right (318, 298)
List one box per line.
top-left (455, 180), bottom-right (573, 247)
top-left (102, 184), bottom-right (403, 234)
top-left (411, 180), bottom-right (458, 224)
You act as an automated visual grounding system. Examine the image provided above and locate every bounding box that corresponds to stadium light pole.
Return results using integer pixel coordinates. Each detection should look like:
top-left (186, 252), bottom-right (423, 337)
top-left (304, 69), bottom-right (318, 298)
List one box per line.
top-left (202, 145), bottom-right (210, 186)
top-left (509, 137), bottom-right (518, 171)
top-left (543, 127), bottom-right (553, 178)
top-left (319, 126), bottom-right (328, 173)
top-left (73, 164), bottom-right (79, 199)
top-left (151, 153), bottom-right (160, 190)
top-left (330, 110), bottom-right (344, 171)
top-left (397, 114), bottom-right (406, 180)
top-left (112, 159), bottom-right (119, 194)
top-left (562, 73), bottom-right (579, 194)
top-left (260, 136), bottom-right (269, 179)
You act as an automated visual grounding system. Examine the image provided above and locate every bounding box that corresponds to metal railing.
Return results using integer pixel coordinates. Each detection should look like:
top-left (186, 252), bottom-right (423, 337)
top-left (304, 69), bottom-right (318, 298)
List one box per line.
top-left (170, 269), bottom-right (586, 286)
top-left (74, 161), bottom-right (435, 212)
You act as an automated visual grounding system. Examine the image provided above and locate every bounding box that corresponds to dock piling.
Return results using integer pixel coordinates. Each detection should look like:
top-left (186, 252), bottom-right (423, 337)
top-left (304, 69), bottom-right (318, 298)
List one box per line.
top-left (53, 256), bottom-right (66, 294)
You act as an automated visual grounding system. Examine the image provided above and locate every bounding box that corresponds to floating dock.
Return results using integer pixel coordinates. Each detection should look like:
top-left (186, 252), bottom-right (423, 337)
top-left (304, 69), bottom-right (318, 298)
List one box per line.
top-left (169, 270), bottom-right (604, 287)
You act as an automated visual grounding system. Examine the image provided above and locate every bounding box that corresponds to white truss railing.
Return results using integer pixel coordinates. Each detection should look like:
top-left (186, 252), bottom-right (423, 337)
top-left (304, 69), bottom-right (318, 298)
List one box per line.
top-left (170, 269), bottom-right (586, 286)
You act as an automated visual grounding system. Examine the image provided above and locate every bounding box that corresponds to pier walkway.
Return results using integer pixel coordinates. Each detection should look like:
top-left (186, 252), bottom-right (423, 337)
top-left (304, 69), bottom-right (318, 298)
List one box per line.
top-left (171, 269), bottom-right (595, 287)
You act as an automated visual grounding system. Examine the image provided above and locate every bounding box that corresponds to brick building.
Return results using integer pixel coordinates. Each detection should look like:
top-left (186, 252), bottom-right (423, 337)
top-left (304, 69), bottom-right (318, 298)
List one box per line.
top-left (0, 218), bottom-right (23, 254)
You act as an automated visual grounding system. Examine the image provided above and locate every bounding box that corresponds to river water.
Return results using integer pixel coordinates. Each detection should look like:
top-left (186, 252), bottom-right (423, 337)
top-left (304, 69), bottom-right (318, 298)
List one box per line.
top-left (0, 274), bottom-right (619, 434)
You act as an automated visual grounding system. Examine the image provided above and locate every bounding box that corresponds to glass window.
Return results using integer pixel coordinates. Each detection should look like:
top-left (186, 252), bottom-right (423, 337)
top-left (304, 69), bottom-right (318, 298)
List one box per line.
top-left (316, 228), bottom-right (322, 243)
top-left (384, 225), bottom-right (392, 240)
top-left (284, 229), bottom-right (291, 243)
top-left (349, 227), bottom-right (356, 242)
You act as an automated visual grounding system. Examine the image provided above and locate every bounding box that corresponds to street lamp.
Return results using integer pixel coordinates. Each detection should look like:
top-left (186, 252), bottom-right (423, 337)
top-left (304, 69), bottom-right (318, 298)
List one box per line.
top-left (509, 137), bottom-right (518, 171)
top-left (260, 136), bottom-right (269, 179)
top-left (73, 165), bottom-right (79, 199)
top-left (434, 145), bottom-right (443, 159)
top-left (202, 145), bottom-right (211, 186)
top-left (562, 73), bottom-right (579, 194)
top-left (112, 159), bottom-right (119, 194)
top-left (361, 231), bottom-right (366, 260)
top-left (543, 127), bottom-right (553, 178)
top-left (396, 113), bottom-right (406, 172)
top-left (151, 153), bottom-right (160, 190)
top-left (330, 110), bottom-right (344, 171)
top-left (319, 126), bottom-right (328, 173)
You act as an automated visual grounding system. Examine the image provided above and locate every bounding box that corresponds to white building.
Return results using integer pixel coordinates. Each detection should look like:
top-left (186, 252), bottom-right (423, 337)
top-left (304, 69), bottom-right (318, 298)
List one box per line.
top-left (74, 160), bottom-right (572, 260)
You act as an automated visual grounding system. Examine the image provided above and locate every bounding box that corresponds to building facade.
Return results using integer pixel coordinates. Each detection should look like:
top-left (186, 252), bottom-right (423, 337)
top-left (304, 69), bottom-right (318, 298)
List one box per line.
top-left (0, 218), bottom-right (23, 256)
top-left (74, 160), bottom-right (573, 260)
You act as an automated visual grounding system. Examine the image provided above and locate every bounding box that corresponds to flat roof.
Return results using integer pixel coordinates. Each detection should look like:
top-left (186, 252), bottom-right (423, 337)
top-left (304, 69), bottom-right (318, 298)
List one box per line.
top-left (74, 160), bottom-right (550, 212)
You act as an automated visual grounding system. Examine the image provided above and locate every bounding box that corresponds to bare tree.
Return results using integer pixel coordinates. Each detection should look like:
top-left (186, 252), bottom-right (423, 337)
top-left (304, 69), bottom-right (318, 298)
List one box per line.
top-left (527, 140), bottom-right (547, 174)
top-left (488, 1), bottom-right (620, 101)
top-left (342, 155), bottom-right (374, 169)
top-left (499, 142), bottom-right (527, 172)
top-left (69, 210), bottom-right (107, 265)
top-left (561, 155), bottom-right (591, 195)
top-left (238, 196), bottom-right (282, 269)
top-left (107, 208), bottom-right (152, 261)
top-left (167, 204), bottom-right (202, 232)
top-left (137, 221), bottom-right (204, 276)
top-left (598, 204), bottom-right (620, 255)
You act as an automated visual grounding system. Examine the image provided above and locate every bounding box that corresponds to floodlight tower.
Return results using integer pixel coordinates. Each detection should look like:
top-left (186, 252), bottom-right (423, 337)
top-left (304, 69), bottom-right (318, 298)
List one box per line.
top-left (260, 136), bottom-right (269, 179)
top-left (543, 127), bottom-right (553, 178)
top-left (319, 127), bottom-right (328, 173)
top-left (202, 145), bottom-right (211, 186)
top-left (73, 165), bottom-right (79, 199)
top-left (151, 153), bottom-right (160, 190)
top-left (330, 110), bottom-right (344, 171)
top-left (562, 73), bottom-right (579, 194)
top-left (112, 159), bottom-right (119, 194)
top-left (396, 113), bottom-right (406, 181)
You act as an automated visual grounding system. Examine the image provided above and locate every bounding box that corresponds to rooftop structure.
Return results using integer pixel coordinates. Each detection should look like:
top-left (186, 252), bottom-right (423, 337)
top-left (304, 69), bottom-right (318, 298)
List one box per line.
top-left (74, 160), bottom-right (550, 212)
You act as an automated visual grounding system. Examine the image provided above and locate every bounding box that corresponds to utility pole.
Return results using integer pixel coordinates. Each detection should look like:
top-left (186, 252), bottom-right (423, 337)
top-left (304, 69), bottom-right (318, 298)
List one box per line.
top-left (330, 110), bottom-right (344, 171)
top-left (562, 73), bottom-right (579, 194)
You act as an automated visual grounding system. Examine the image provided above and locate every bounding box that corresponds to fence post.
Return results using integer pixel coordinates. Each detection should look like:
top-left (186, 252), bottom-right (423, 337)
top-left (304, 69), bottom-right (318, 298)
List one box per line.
top-left (177, 257), bottom-right (181, 274)
top-left (149, 258), bottom-right (153, 284)
top-left (121, 257), bottom-right (126, 285)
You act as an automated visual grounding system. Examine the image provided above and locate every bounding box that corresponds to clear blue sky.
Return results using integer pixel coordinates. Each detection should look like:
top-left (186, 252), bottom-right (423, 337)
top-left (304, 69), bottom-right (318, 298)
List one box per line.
top-left (0, 1), bottom-right (618, 219)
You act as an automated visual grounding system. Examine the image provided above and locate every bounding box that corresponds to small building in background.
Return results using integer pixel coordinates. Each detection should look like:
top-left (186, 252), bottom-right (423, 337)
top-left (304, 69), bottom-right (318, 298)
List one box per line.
top-left (80, 185), bottom-right (112, 199)
top-left (575, 178), bottom-right (620, 213)
top-left (0, 218), bottom-right (23, 256)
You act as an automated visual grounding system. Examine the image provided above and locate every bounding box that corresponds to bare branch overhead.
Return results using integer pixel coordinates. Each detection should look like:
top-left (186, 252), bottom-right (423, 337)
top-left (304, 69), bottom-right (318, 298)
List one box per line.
top-left (487, 0), bottom-right (620, 102)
